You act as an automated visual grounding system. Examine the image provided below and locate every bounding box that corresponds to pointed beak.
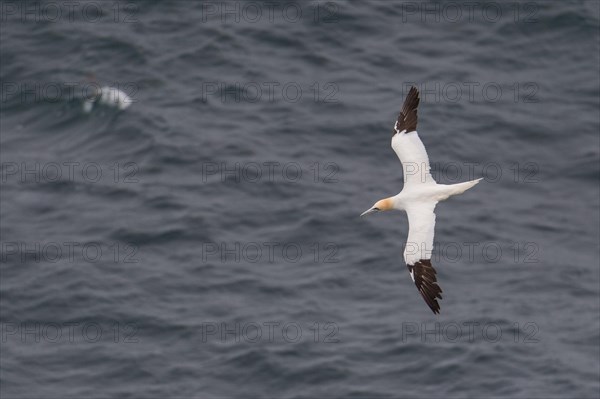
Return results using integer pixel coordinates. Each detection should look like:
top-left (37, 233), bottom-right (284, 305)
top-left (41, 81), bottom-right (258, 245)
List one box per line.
top-left (360, 208), bottom-right (378, 217)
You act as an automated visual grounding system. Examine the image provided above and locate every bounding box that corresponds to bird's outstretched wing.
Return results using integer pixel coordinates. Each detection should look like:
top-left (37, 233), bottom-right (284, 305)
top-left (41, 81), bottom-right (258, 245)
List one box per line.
top-left (393, 86), bottom-right (419, 135)
top-left (407, 259), bottom-right (442, 314)
top-left (404, 201), bottom-right (442, 314)
top-left (391, 87), bottom-right (436, 186)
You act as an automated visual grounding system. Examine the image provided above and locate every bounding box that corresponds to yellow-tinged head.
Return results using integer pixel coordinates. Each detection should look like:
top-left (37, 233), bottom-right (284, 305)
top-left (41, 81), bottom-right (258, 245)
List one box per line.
top-left (360, 197), bottom-right (394, 217)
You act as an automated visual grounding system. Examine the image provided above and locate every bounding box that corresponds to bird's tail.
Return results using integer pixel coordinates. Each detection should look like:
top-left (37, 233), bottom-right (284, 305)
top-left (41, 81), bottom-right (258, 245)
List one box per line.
top-left (436, 178), bottom-right (483, 201)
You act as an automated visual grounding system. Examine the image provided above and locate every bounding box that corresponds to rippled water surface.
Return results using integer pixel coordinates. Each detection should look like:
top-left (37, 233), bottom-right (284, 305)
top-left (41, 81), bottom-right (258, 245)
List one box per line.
top-left (1, 1), bottom-right (599, 398)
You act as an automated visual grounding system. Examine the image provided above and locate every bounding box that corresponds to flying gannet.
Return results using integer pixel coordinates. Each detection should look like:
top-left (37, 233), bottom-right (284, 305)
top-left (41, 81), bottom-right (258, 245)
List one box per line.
top-left (361, 86), bottom-right (482, 314)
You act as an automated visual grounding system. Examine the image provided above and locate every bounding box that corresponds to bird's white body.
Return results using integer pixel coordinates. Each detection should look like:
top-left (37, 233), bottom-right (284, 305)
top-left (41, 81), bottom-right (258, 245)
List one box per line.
top-left (390, 130), bottom-right (482, 265)
top-left (83, 86), bottom-right (132, 113)
top-left (361, 86), bottom-right (482, 313)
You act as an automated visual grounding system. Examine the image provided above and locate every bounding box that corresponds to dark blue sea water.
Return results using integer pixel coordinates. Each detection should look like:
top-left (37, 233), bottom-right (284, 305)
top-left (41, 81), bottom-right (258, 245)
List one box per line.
top-left (1, 1), bottom-right (599, 398)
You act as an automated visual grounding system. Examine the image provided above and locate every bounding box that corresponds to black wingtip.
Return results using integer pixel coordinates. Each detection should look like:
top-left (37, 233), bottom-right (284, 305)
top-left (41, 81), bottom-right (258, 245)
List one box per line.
top-left (408, 259), bottom-right (443, 314)
top-left (394, 86), bottom-right (420, 135)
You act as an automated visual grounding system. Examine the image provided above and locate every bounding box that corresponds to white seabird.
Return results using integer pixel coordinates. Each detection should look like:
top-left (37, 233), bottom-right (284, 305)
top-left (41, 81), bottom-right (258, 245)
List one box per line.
top-left (83, 86), bottom-right (132, 113)
top-left (361, 86), bottom-right (482, 314)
